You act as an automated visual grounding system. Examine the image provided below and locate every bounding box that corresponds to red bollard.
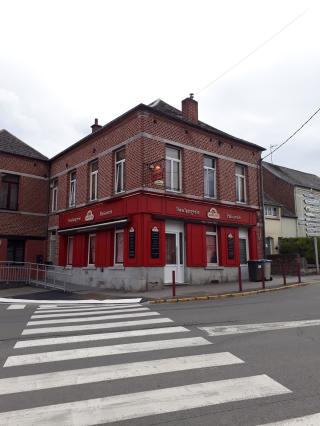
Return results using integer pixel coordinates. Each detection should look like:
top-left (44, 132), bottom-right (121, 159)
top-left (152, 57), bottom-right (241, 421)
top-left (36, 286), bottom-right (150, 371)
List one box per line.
top-left (172, 270), bottom-right (176, 297)
top-left (282, 263), bottom-right (287, 286)
top-left (262, 263), bottom-right (266, 289)
top-left (238, 265), bottom-right (243, 292)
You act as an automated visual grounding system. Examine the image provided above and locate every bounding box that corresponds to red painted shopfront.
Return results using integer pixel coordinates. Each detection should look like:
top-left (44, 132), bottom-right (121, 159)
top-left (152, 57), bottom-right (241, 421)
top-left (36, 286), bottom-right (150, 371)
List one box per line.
top-left (58, 193), bottom-right (259, 281)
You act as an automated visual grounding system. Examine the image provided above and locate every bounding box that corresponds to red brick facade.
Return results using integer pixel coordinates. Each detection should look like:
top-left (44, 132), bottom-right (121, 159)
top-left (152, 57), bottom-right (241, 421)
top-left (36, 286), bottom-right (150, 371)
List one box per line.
top-left (1, 97), bottom-right (264, 287)
top-left (0, 151), bottom-right (49, 263)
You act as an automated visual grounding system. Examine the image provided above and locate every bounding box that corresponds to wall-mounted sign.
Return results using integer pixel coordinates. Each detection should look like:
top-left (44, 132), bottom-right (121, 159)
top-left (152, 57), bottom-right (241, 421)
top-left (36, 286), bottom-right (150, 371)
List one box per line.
top-left (207, 207), bottom-right (220, 219)
top-left (176, 207), bottom-right (200, 216)
top-left (129, 227), bottom-right (135, 258)
top-left (85, 210), bottom-right (94, 221)
top-left (227, 233), bottom-right (235, 260)
top-left (303, 193), bottom-right (320, 236)
top-left (151, 227), bottom-right (160, 258)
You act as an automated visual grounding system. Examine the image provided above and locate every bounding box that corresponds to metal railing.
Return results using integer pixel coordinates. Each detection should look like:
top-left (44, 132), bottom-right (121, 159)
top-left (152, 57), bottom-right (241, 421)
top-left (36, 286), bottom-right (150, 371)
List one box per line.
top-left (0, 262), bottom-right (72, 292)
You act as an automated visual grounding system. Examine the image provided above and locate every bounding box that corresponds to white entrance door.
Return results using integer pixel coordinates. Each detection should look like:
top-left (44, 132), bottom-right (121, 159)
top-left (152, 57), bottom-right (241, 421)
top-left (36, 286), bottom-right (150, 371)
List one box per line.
top-left (164, 221), bottom-right (184, 283)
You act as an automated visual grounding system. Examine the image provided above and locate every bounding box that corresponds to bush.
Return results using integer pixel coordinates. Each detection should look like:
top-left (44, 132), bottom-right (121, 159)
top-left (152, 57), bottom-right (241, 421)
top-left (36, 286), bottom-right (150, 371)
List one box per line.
top-left (279, 237), bottom-right (320, 263)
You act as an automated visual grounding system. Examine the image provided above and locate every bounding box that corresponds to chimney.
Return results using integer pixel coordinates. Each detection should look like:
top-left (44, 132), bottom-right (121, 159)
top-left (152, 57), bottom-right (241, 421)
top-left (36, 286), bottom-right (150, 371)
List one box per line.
top-left (181, 93), bottom-right (198, 124)
top-left (91, 118), bottom-right (102, 133)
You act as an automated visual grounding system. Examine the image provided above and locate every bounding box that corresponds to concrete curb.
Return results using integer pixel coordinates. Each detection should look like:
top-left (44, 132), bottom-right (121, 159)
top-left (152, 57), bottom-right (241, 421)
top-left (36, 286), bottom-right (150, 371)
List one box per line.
top-left (148, 281), bottom-right (314, 304)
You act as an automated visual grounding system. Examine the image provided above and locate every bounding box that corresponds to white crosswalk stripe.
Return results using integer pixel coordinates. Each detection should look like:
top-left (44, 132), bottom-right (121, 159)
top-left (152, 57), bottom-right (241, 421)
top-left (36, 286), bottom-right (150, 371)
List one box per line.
top-left (260, 412), bottom-right (320, 425)
top-left (34, 305), bottom-right (144, 314)
top-left (27, 310), bottom-right (159, 326)
top-left (5, 337), bottom-right (211, 366)
top-left (7, 304), bottom-right (26, 310)
top-left (0, 375), bottom-right (290, 425)
top-left (0, 302), bottom-right (293, 425)
top-left (15, 325), bottom-right (189, 348)
top-left (0, 353), bottom-right (243, 395)
top-left (22, 317), bottom-right (173, 335)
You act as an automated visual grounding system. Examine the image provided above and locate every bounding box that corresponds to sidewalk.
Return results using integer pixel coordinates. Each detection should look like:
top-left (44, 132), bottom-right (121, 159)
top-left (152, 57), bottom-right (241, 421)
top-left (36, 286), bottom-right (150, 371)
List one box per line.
top-left (1, 274), bottom-right (320, 302)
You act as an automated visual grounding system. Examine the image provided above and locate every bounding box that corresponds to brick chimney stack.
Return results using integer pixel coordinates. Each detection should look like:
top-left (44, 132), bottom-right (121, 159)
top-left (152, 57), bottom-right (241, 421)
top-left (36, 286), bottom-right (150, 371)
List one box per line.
top-left (181, 94), bottom-right (198, 124)
top-left (91, 118), bottom-right (102, 133)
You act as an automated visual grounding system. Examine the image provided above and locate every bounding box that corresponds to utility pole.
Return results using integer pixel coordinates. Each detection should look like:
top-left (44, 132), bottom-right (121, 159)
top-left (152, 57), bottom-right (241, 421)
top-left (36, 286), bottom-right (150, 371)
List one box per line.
top-left (314, 236), bottom-right (319, 274)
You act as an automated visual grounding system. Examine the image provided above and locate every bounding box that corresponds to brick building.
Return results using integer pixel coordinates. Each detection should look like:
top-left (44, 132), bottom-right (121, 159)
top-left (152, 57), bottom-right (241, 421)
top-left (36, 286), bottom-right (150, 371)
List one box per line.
top-left (0, 130), bottom-right (49, 263)
top-left (49, 96), bottom-right (265, 290)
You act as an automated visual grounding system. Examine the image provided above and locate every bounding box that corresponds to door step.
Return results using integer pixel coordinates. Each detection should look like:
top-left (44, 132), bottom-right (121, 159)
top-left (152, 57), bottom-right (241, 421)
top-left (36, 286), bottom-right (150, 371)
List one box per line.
top-left (163, 282), bottom-right (190, 286)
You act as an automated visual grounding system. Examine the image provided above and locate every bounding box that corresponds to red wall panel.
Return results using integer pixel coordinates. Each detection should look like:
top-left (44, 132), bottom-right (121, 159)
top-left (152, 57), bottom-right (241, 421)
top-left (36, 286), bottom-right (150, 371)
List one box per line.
top-left (219, 227), bottom-right (240, 266)
top-left (186, 223), bottom-right (206, 267)
top-left (96, 230), bottom-right (114, 267)
top-left (72, 234), bottom-right (88, 267)
top-left (248, 227), bottom-right (258, 260)
top-left (58, 235), bottom-right (67, 267)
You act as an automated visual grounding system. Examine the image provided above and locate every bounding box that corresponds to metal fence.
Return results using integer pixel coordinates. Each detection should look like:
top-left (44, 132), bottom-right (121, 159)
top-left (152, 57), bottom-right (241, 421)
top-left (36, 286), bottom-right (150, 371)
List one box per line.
top-left (0, 262), bottom-right (72, 292)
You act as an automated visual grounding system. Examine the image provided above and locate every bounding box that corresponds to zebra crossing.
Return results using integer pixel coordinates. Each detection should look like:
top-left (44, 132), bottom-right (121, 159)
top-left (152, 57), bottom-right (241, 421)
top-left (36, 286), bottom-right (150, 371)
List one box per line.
top-left (0, 300), bottom-right (295, 425)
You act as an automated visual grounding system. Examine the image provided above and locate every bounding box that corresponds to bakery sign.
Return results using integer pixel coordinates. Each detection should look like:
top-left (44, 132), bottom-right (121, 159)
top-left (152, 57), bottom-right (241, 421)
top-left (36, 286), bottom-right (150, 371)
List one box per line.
top-left (207, 207), bottom-right (220, 219)
top-left (85, 210), bottom-right (94, 222)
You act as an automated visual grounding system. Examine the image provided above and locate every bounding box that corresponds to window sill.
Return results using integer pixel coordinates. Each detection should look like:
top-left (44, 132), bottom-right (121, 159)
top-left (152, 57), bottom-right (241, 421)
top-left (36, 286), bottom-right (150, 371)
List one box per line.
top-left (204, 196), bottom-right (217, 200)
top-left (109, 265), bottom-right (125, 270)
top-left (205, 266), bottom-right (224, 270)
top-left (65, 265), bottom-right (73, 270)
top-left (82, 266), bottom-right (96, 270)
top-left (236, 201), bottom-right (247, 205)
top-left (166, 189), bottom-right (182, 194)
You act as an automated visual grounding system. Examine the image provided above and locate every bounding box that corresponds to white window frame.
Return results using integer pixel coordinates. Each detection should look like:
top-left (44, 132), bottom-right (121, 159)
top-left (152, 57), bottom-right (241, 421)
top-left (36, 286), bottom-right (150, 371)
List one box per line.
top-left (114, 229), bottom-right (124, 265)
top-left (235, 164), bottom-right (246, 203)
top-left (239, 228), bottom-right (249, 265)
top-left (69, 171), bottom-right (76, 208)
top-left (89, 161), bottom-right (98, 201)
top-left (51, 180), bottom-right (58, 212)
top-left (264, 206), bottom-right (278, 217)
top-left (204, 157), bottom-right (216, 198)
top-left (206, 226), bottom-right (219, 265)
top-left (87, 233), bottom-right (96, 266)
top-left (67, 236), bottom-right (74, 266)
top-left (166, 146), bottom-right (181, 192)
top-left (115, 149), bottom-right (125, 194)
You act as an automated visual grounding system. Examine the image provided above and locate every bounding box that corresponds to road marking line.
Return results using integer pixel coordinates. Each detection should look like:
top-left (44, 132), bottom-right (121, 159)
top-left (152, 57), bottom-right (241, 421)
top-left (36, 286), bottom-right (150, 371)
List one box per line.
top-left (7, 304), bottom-right (26, 310)
top-left (15, 326), bottom-right (189, 348)
top-left (200, 319), bottom-right (320, 337)
top-left (21, 318), bottom-right (173, 335)
top-left (0, 375), bottom-right (291, 425)
top-left (27, 311), bottom-right (159, 326)
top-left (31, 307), bottom-right (149, 319)
top-left (0, 353), bottom-right (243, 395)
top-left (260, 412), bottom-right (320, 425)
top-left (35, 304), bottom-right (143, 313)
top-left (4, 337), bottom-right (212, 366)
top-left (0, 297), bottom-right (142, 305)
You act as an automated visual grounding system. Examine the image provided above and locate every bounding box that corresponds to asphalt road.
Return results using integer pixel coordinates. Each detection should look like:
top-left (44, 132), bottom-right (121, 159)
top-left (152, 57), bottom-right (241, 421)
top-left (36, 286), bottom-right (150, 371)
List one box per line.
top-left (0, 285), bottom-right (320, 425)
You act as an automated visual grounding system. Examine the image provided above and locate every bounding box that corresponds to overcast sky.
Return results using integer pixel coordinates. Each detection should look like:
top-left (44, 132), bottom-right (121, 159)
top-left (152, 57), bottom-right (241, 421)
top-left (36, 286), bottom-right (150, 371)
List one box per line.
top-left (1, 0), bottom-right (319, 173)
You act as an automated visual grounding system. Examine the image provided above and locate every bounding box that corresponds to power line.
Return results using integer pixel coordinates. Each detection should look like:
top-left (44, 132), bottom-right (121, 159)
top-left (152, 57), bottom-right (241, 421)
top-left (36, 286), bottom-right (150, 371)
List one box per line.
top-left (262, 106), bottom-right (320, 160)
top-left (195, 9), bottom-right (308, 95)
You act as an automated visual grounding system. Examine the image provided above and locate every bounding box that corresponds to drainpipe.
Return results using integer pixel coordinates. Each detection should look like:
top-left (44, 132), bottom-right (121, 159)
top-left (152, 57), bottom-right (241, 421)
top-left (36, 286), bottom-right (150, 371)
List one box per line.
top-left (258, 158), bottom-right (266, 259)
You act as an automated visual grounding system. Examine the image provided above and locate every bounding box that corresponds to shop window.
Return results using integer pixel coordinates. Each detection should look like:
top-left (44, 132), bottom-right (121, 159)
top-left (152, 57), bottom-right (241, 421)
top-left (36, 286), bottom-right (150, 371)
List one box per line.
top-left (67, 236), bottom-right (74, 265)
top-left (235, 164), bottom-right (246, 203)
top-left (166, 146), bottom-right (181, 192)
top-left (89, 161), bottom-right (98, 201)
top-left (114, 230), bottom-right (124, 264)
top-left (51, 179), bottom-right (58, 212)
top-left (115, 149), bottom-right (125, 193)
top-left (204, 157), bottom-right (216, 198)
top-left (88, 234), bottom-right (96, 265)
top-left (0, 173), bottom-right (19, 210)
top-left (206, 225), bottom-right (218, 264)
top-left (7, 240), bottom-right (25, 263)
top-left (165, 233), bottom-right (177, 264)
top-left (69, 171), bottom-right (76, 207)
top-left (48, 231), bottom-right (56, 263)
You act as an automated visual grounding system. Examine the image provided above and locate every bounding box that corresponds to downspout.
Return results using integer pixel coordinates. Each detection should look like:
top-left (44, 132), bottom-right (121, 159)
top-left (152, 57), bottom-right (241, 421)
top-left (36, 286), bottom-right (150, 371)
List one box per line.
top-left (258, 158), bottom-right (266, 258)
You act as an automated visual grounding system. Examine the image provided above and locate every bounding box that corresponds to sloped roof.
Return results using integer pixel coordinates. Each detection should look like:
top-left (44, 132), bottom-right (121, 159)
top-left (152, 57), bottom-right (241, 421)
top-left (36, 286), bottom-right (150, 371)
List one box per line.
top-left (149, 99), bottom-right (264, 151)
top-left (0, 129), bottom-right (48, 161)
top-left (263, 192), bottom-right (297, 218)
top-left (263, 161), bottom-right (320, 191)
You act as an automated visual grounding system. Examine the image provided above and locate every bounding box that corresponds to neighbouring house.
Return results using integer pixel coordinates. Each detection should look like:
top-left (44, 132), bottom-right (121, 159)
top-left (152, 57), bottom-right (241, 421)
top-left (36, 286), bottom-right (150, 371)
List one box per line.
top-left (263, 193), bottom-right (297, 255)
top-left (1, 96), bottom-right (265, 290)
top-left (0, 130), bottom-right (49, 264)
top-left (263, 161), bottom-right (320, 252)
